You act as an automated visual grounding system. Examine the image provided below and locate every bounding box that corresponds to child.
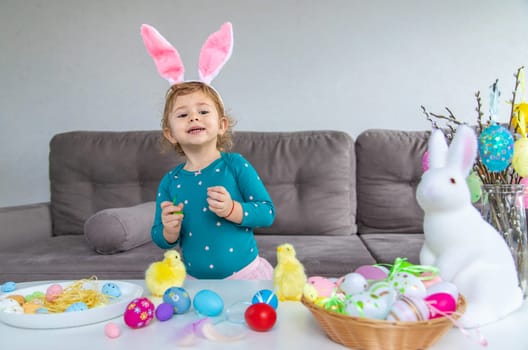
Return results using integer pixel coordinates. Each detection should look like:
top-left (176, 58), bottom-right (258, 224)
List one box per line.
top-left (141, 23), bottom-right (276, 279)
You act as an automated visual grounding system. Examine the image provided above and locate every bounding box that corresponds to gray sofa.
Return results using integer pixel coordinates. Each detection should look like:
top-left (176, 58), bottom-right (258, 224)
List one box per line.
top-left (0, 129), bottom-right (429, 282)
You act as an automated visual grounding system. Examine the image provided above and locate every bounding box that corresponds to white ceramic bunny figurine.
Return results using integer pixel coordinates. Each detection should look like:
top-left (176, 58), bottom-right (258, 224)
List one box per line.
top-left (417, 125), bottom-right (523, 327)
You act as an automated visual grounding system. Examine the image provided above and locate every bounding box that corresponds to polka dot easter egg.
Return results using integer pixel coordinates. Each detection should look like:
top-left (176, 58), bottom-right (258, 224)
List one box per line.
top-left (124, 297), bottom-right (155, 329)
top-left (389, 272), bottom-right (426, 298)
top-left (338, 272), bottom-right (368, 295)
top-left (345, 292), bottom-right (390, 320)
top-left (102, 282), bottom-right (121, 298)
top-left (479, 123), bottom-right (514, 172)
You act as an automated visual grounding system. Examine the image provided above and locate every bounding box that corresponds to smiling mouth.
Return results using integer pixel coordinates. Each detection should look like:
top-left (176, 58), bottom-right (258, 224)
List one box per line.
top-left (188, 127), bottom-right (205, 134)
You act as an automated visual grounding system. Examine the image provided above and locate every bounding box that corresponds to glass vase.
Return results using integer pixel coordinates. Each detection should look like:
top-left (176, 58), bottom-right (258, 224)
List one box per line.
top-left (478, 184), bottom-right (528, 298)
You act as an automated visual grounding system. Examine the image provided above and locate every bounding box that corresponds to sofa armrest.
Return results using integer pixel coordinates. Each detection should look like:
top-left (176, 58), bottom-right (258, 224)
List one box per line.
top-left (0, 202), bottom-right (53, 248)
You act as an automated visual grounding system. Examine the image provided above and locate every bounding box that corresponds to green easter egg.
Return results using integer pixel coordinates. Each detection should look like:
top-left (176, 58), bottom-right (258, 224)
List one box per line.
top-left (466, 171), bottom-right (483, 203)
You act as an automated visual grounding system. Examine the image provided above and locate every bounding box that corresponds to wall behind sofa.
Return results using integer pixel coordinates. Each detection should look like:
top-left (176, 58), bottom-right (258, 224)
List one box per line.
top-left (1, 0), bottom-right (527, 207)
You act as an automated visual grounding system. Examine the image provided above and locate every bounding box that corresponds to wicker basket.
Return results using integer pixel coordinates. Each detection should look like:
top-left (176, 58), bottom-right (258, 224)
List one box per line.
top-left (301, 295), bottom-right (466, 350)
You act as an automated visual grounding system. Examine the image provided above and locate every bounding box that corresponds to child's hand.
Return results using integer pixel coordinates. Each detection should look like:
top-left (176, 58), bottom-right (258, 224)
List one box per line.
top-left (207, 186), bottom-right (235, 218)
top-left (160, 201), bottom-right (184, 242)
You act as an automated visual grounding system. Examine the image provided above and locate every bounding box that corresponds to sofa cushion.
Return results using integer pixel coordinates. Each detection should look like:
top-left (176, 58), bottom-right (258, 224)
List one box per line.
top-left (356, 129), bottom-right (428, 234)
top-left (84, 201), bottom-right (155, 254)
top-left (50, 131), bottom-right (183, 236)
top-left (233, 131), bottom-right (357, 236)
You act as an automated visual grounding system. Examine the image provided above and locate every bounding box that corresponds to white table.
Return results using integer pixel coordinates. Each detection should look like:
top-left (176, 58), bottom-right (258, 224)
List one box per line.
top-left (1, 279), bottom-right (527, 349)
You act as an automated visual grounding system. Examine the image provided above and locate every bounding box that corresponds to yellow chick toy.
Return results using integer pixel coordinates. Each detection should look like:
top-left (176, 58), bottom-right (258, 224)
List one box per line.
top-left (273, 243), bottom-right (307, 301)
top-left (145, 250), bottom-right (186, 297)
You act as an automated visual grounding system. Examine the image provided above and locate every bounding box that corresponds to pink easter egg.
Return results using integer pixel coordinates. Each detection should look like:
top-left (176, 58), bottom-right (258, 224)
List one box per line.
top-left (124, 297), bottom-right (155, 329)
top-left (355, 265), bottom-right (389, 281)
top-left (425, 292), bottom-right (457, 319)
top-left (307, 276), bottom-right (336, 297)
top-left (45, 284), bottom-right (63, 302)
top-left (386, 296), bottom-right (429, 322)
top-left (104, 322), bottom-right (121, 338)
top-left (422, 151), bottom-right (429, 171)
top-left (420, 271), bottom-right (442, 288)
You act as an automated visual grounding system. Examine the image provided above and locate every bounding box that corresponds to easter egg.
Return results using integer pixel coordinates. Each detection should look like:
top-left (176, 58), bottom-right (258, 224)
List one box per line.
top-left (163, 287), bottom-right (191, 314)
top-left (1, 281), bottom-right (16, 293)
top-left (155, 302), bottom-right (174, 321)
top-left (45, 284), bottom-right (63, 302)
top-left (307, 276), bottom-right (336, 297)
top-left (104, 322), bottom-right (121, 338)
top-left (345, 291), bottom-right (390, 319)
top-left (252, 289), bottom-right (279, 310)
top-left (368, 281), bottom-right (397, 306)
top-left (389, 272), bottom-right (426, 298)
top-left (6, 295), bottom-right (25, 306)
top-left (66, 302), bottom-right (88, 312)
top-left (124, 297), bottom-right (155, 329)
top-left (303, 284), bottom-right (319, 302)
top-left (426, 281), bottom-right (459, 301)
top-left (244, 303), bottom-right (277, 332)
top-left (339, 272), bottom-right (368, 295)
top-left (466, 171), bottom-right (483, 203)
top-left (193, 289), bottom-right (224, 317)
top-left (386, 296), bottom-right (430, 322)
top-left (102, 282), bottom-right (121, 298)
top-left (513, 138), bottom-right (528, 177)
top-left (425, 292), bottom-right (457, 319)
top-left (479, 123), bottom-right (514, 172)
top-left (0, 298), bottom-right (23, 313)
top-left (355, 265), bottom-right (389, 281)
top-left (422, 151), bottom-right (429, 171)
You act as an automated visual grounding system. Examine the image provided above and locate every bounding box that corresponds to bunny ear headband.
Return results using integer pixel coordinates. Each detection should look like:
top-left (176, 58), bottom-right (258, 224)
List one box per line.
top-left (140, 22), bottom-right (233, 85)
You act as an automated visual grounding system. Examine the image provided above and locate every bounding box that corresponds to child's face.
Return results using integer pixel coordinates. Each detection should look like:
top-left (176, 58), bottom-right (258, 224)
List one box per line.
top-left (163, 90), bottom-right (227, 152)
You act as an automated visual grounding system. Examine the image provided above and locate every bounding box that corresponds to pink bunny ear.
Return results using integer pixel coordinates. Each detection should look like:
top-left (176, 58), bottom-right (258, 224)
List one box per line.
top-left (198, 22), bottom-right (233, 84)
top-left (141, 24), bottom-right (185, 84)
top-left (447, 125), bottom-right (478, 175)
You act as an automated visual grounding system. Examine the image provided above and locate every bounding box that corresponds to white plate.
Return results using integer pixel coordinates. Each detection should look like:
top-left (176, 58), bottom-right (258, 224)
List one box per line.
top-left (0, 280), bottom-right (143, 329)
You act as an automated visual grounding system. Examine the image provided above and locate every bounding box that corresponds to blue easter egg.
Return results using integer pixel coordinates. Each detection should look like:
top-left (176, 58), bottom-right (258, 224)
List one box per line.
top-left (163, 287), bottom-right (191, 314)
top-left (479, 124), bottom-right (514, 172)
top-left (66, 302), bottom-right (88, 312)
top-left (193, 289), bottom-right (224, 317)
top-left (251, 289), bottom-right (279, 310)
top-left (102, 282), bottom-right (122, 298)
top-left (1, 281), bottom-right (16, 293)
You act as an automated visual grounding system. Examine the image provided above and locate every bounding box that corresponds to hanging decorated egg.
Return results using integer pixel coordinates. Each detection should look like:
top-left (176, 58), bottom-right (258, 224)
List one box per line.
top-left (389, 272), bottom-right (426, 299)
top-left (386, 296), bottom-right (430, 322)
top-left (466, 171), bottom-right (483, 203)
top-left (338, 272), bottom-right (368, 295)
top-left (124, 297), bottom-right (155, 329)
top-left (478, 123), bottom-right (514, 172)
top-left (513, 102), bottom-right (528, 131)
top-left (425, 292), bottom-right (457, 319)
top-left (422, 151), bottom-right (430, 172)
top-left (512, 138), bottom-right (528, 177)
top-left (345, 291), bottom-right (390, 320)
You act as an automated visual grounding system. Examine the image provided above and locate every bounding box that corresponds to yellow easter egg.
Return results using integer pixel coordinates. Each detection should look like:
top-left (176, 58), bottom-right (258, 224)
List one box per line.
top-left (512, 138), bottom-right (528, 177)
top-left (513, 103), bottom-right (528, 130)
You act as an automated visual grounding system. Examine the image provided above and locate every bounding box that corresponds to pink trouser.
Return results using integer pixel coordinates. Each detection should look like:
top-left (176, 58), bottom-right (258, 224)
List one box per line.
top-left (187, 256), bottom-right (273, 280)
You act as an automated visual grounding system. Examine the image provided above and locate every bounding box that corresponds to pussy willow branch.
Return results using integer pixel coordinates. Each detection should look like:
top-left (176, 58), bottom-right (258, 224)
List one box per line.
top-left (509, 66), bottom-right (524, 131)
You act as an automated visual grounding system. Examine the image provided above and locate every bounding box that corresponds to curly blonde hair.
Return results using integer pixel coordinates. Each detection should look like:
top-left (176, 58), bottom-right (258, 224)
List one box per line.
top-left (161, 81), bottom-right (236, 155)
